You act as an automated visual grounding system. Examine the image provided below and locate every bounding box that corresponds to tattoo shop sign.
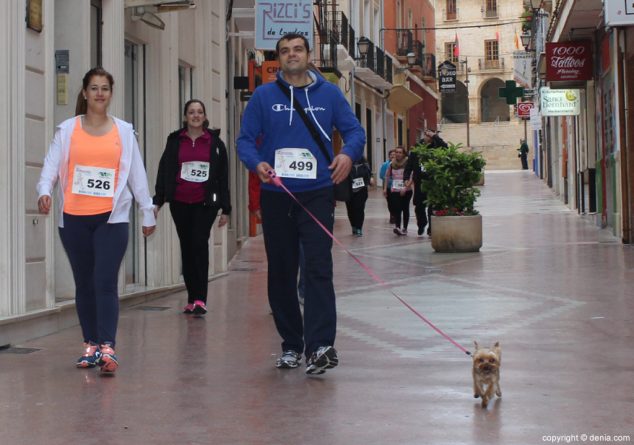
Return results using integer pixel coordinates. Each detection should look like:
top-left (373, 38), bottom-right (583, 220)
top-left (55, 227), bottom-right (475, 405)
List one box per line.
top-left (546, 41), bottom-right (592, 82)
top-left (255, 0), bottom-right (314, 51)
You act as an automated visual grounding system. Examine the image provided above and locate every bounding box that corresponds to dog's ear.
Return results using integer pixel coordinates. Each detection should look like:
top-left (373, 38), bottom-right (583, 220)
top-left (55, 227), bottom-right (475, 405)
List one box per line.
top-left (474, 341), bottom-right (480, 350)
top-left (493, 341), bottom-right (500, 348)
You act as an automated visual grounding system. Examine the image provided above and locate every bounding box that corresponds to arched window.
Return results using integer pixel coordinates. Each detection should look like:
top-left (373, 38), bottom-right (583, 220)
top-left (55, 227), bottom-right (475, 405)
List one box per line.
top-left (480, 78), bottom-right (510, 122)
top-left (441, 81), bottom-right (468, 124)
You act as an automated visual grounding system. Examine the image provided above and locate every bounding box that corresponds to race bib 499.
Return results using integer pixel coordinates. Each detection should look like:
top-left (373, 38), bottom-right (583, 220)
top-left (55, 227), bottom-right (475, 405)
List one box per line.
top-left (274, 148), bottom-right (317, 179)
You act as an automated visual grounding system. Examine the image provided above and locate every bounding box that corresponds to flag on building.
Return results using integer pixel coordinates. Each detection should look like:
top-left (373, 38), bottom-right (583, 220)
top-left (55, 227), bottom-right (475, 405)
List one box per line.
top-left (514, 29), bottom-right (521, 50)
top-left (453, 33), bottom-right (460, 57)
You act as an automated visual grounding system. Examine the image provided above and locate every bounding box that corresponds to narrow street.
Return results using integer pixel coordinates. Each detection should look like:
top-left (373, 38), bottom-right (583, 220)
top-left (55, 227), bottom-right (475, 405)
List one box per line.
top-left (1, 171), bottom-right (632, 445)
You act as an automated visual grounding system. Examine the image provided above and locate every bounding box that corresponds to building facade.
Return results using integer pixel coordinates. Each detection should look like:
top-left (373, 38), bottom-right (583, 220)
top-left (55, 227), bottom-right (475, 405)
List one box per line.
top-left (433, 0), bottom-right (527, 169)
top-left (0, 0), bottom-right (250, 345)
top-left (529, 0), bottom-right (634, 242)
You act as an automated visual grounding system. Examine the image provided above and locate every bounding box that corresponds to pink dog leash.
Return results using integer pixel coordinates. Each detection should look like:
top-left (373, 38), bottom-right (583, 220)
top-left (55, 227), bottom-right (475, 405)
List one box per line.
top-left (267, 170), bottom-right (471, 356)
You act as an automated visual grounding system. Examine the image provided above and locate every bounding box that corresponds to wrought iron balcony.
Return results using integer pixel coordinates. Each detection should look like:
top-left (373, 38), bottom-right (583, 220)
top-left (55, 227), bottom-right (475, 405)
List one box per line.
top-left (322, 11), bottom-right (354, 56)
top-left (482, 7), bottom-right (498, 18)
top-left (420, 53), bottom-right (437, 79)
top-left (478, 58), bottom-right (505, 71)
top-left (443, 7), bottom-right (459, 21)
top-left (396, 30), bottom-right (413, 56)
top-left (314, 10), bottom-right (356, 74)
top-left (355, 36), bottom-right (392, 90)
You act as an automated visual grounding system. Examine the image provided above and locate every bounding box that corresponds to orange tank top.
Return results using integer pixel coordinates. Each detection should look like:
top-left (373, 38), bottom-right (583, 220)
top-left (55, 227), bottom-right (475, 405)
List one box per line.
top-left (64, 117), bottom-right (122, 215)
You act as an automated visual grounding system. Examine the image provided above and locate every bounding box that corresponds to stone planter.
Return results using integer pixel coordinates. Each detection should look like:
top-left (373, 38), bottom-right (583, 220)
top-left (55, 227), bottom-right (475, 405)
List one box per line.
top-left (431, 215), bottom-right (482, 253)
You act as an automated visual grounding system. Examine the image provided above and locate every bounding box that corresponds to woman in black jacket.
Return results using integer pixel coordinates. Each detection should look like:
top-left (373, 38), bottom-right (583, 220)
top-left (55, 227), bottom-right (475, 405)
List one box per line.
top-left (154, 99), bottom-right (231, 314)
top-left (346, 157), bottom-right (373, 236)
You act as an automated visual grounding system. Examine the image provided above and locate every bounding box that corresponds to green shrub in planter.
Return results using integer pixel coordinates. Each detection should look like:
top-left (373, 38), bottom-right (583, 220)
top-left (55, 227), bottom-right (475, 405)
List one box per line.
top-left (411, 142), bottom-right (486, 216)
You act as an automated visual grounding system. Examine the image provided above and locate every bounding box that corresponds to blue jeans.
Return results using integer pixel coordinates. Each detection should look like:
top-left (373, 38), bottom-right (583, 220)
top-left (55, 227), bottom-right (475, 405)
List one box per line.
top-left (59, 212), bottom-right (128, 346)
top-left (261, 187), bottom-right (336, 357)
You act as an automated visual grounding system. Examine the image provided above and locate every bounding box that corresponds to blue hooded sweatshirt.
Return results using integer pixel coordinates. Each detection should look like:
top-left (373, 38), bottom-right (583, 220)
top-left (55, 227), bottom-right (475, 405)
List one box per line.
top-left (237, 70), bottom-right (366, 193)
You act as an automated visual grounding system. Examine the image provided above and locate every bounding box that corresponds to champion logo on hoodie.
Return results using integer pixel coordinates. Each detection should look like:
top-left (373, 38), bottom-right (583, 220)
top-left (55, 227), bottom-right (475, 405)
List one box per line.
top-left (271, 104), bottom-right (326, 113)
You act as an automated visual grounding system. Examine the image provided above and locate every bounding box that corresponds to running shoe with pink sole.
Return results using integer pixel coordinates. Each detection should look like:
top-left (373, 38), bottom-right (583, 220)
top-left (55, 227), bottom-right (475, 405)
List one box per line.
top-left (98, 344), bottom-right (118, 375)
top-left (76, 343), bottom-right (101, 368)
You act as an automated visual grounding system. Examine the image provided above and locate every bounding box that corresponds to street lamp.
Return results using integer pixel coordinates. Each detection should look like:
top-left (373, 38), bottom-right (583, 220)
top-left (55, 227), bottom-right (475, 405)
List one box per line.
top-left (460, 58), bottom-right (470, 148)
top-left (358, 37), bottom-right (370, 60)
top-left (520, 30), bottom-right (532, 52)
top-left (395, 52), bottom-right (416, 73)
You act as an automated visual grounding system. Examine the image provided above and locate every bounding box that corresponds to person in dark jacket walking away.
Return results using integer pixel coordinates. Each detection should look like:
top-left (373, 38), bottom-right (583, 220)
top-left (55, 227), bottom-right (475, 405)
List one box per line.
top-left (237, 33), bottom-right (365, 375)
top-left (346, 157), bottom-right (372, 236)
top-left (404, 146), bottom-right (429, 237)
top-left (518, 139), bottom-right (529, 170)
top-left (153, 99), bottom-right (231, 315)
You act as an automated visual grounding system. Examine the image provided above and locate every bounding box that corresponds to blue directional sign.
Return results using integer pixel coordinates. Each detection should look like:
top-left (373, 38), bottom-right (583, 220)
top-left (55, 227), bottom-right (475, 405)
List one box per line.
top-left (255, 0), bottom-right (314, 51)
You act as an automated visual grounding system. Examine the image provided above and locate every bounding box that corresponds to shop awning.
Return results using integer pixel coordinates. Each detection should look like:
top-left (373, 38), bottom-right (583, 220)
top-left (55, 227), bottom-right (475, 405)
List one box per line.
top-left (387, 84), bottom-right (423, 114)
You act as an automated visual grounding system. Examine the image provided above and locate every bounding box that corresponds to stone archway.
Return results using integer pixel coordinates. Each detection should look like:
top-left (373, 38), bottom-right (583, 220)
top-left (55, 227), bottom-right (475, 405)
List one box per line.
top-left (480, 78), bottom-right (510, 122)
top-left (441, 81), bottom-right (468, 124)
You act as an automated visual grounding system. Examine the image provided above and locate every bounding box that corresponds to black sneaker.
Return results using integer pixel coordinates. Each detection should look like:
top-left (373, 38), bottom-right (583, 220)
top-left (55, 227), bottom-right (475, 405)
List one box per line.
top-left (275, 350), bottom-right (302, 369)
top-left (393, 227), bottom-right (404, 236)
top-left (417, 227), bottom-right (425, 237)
top-left (305, 346), bottom-right (338, 375)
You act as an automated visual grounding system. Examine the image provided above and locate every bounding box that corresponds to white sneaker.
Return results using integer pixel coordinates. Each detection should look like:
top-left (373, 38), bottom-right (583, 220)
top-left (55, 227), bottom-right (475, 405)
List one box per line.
top-left (275, 350), bottom-right (302, 369)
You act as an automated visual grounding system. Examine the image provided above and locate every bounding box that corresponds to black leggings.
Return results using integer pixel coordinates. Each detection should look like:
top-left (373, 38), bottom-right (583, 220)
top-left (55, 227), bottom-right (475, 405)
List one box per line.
top-left (59, 212), bottom-right (128, 346)
top-left (169, 201), bottom-right (218, 303)
top-left (345, 188), bottom-right (369, 229)
top-left (388, 191), bottom-right (413, 229)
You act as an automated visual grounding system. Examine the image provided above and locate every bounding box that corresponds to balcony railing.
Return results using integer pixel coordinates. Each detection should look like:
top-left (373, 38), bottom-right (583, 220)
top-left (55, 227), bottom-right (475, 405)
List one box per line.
top-left (396, 30), bottom-right (413, 56)
top-left (355, 36), bottom-right (392, 86)
top-left (478, 58), bottom-right (505, 70)
top-left (443, 8), bottom-right (459, 21)
top-left (420, 53), bottom-right (437, 79)
top-left (483, 8), bottom-right (498, 18)
top-left (314, 10), bottom-right (359, 75)
top-left (323, 11), bottom-right (354, 56)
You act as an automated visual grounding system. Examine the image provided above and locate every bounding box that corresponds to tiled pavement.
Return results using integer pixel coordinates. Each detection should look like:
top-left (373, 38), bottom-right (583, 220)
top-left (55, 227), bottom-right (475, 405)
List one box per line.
top-left (1, 170), bottom-right (633, 445)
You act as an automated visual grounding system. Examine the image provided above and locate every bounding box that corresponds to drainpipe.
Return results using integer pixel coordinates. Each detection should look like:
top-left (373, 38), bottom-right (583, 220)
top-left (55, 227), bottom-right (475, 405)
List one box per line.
top-left (617, 28), bottom-right (630, 242)
top-left (380, 0), bottom-right (388, 160)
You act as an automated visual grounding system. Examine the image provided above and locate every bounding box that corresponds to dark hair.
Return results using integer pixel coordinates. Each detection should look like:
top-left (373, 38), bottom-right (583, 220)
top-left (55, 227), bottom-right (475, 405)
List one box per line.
top-left (74, 67), bottom-right (115, 116)
top-left (182, 99), bottom-right (210, 128)
top-left (275, 33), bottom-right (311, 54)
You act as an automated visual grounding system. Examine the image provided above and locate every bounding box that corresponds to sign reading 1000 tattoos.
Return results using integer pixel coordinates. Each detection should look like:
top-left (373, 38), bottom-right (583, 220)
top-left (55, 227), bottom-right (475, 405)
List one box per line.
top-left (256, 0), bottom-right (314, 51)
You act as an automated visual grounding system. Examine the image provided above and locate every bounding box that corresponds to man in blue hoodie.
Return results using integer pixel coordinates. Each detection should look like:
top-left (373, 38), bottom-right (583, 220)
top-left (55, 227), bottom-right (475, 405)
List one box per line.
top-left (237, 33), bottom-right (365, 375)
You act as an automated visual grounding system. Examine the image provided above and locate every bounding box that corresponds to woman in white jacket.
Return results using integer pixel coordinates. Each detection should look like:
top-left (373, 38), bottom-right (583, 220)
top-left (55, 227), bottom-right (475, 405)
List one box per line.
top-left (37, 67), bottom-right (156, 375)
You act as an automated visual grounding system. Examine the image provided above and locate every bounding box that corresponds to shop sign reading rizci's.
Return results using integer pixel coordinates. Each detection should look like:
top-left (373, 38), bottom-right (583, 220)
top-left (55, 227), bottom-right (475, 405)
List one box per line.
top-left (546, 41), bottom-right (593, 82)
top-left (540, 87), bottom-right (580, 116)
top-left (255, 0), bottom-right (314, 51)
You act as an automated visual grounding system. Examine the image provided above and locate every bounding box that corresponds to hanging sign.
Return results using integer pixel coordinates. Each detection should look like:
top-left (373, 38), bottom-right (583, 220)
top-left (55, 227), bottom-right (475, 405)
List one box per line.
top-left (604, 1), bottom-right (634, 26)
top-left (530, 107), bottom-right (542, 130)
top-left (517, 102), bottom-right (534, 119)
top-left (255, 0), bottom-right (314, 51)
top-left (546, 41), bottom-right (593, 82)
top-left (513, 50), bottom-right (534, 88)
top-left (437, 61), bottom-right (457, 94)
top-left (540, 87), bottom-right (580, 116)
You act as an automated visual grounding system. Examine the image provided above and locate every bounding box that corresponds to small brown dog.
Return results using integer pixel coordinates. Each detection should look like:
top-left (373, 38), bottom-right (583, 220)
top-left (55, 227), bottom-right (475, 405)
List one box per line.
top-left (472, 341), bottom-right (502, 408)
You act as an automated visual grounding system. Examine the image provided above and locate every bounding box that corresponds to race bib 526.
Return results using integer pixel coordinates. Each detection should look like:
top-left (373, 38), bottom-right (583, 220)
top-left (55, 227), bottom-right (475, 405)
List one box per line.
top-left (71, 165), bottom-right (115, 197)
